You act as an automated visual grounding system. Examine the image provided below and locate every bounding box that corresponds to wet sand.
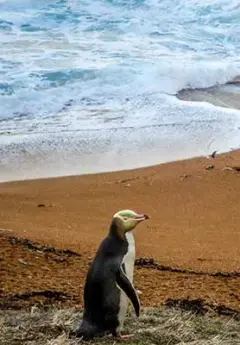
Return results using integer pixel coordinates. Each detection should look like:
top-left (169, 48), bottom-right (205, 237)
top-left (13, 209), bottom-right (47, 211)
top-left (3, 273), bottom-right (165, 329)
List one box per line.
top-left (177, 77), bottom-right (240, 110)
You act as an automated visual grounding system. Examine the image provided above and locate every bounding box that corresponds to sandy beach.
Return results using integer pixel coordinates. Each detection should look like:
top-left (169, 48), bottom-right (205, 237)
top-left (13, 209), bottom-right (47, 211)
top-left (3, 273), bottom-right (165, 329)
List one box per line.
top-left (1, 150), bottom-right (239, 312)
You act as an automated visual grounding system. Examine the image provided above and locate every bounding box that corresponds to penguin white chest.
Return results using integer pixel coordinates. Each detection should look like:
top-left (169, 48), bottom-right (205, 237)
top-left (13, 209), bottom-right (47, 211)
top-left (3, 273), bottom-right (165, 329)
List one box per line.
top-left (117, 231), bottom-right (136, 330)
top-left (123, 231), bottom-right (136, 282)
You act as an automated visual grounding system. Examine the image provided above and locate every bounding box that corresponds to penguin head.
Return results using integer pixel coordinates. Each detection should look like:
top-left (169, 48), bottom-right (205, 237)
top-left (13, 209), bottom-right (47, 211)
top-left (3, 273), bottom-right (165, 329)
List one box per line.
top-left (112, 209), bottom-right (149, 234)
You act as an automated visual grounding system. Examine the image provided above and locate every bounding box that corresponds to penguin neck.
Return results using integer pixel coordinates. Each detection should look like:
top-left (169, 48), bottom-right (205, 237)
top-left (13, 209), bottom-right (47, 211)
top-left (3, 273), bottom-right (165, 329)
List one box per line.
top-left (125, 230), bottom-right (135, 244)
top-left (109, 218), bottom-right (127, 241)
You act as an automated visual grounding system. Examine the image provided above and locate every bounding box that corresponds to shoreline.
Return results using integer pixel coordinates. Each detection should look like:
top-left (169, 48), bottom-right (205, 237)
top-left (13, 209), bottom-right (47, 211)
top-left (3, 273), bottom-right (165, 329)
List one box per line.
top-left (0, 146), bottom-right (239, 184)
top-left (0, 151), bottom-right (220, 184)
top-left (1, 149), bottom-right (240, 310)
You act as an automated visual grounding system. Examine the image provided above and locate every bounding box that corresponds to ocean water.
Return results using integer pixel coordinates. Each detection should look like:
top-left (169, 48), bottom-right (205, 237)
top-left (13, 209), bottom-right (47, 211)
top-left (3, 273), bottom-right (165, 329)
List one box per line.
top-left (0, 0), bottom-right (240, 181)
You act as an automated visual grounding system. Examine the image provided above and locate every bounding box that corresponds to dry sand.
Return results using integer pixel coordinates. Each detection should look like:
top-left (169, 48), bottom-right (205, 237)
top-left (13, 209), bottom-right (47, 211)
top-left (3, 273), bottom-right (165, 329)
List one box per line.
top-left (0, 150), bottom-right (240, 312)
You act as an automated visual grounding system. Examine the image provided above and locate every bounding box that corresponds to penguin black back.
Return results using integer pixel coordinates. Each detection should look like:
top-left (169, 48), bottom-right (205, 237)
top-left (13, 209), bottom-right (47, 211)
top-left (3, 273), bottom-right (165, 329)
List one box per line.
top-left (77, 218), bottom-right (128, 339)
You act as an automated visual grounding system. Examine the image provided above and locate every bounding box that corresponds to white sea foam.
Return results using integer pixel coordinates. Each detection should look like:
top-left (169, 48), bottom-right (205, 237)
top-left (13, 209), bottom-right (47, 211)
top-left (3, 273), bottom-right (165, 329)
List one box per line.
top-left (0, 0), bottom-right (240, 180)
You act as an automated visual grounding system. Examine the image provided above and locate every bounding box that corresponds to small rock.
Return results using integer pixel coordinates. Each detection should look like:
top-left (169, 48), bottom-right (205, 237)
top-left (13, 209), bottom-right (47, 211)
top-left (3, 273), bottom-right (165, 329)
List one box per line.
top-left (197, 258), bottom-right (206, 261)
top-left (180, 174), bottom-right (191, 179)
top-left (18, 258), bottom-right (28, 265)
top-left (37, 204), bottom-right (46, 207)
top-left (30, 306), bottom-right (39, 315)
top-left (222, 167), bottom-right (233, 171)
top-left (53, 257), bottom-right (67, 263)
top-left (124, 184), bottom-right (131, 187)
top-left (206, 165), bottom-right (214, 170)
top-left (42, 266), bottom-right (50, 271)
top-left (0, 228), bottom-right (13, 232)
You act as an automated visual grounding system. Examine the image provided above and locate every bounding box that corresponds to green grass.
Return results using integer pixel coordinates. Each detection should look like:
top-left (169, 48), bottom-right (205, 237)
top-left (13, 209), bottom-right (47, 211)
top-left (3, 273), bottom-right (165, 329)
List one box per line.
top-left (1, 307), bottom-right (239, 345)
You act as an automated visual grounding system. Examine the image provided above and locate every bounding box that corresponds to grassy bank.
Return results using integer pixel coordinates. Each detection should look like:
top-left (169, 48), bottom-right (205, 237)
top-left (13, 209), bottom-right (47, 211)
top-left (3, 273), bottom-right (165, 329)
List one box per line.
top-left (1, 307), bottom-right (239, 345)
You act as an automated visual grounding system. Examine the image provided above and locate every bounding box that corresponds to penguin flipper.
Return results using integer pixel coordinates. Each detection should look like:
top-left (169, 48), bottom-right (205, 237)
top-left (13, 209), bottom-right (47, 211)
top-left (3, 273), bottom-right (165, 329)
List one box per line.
top-left (116, 266), bottom-right (140, 317)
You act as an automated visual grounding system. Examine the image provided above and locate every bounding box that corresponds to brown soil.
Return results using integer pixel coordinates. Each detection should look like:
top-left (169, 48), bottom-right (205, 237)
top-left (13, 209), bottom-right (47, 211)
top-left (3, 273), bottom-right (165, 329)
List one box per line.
top-left (0, 151), bottom-right (240, 311)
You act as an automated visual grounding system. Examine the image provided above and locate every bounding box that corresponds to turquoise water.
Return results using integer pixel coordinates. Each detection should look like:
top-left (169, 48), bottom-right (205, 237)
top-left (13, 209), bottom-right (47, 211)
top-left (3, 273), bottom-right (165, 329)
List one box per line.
top-left (0, 0), bottom-right (240, 181)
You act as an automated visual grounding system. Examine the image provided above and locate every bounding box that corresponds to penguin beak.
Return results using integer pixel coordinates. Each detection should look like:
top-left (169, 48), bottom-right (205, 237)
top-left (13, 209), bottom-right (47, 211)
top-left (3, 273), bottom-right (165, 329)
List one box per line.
top-left (135, 213), bottom-right (149, 222)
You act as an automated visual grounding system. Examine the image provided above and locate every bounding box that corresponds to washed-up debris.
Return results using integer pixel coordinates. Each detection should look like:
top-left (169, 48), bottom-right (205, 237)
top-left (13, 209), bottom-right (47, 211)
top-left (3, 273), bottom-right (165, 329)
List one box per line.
top-left (165, 298), bottom-right (240, 319)
top-left (135, 257), bottom-right (240, 278)
top-left (116, 177), bottom-right (139, 184)
top-left (222, 166), bottom-right (240, 172)
top-left (8, 236), bottom-right (81, 257)
top-left (0, 290), bottom-right (71, 309)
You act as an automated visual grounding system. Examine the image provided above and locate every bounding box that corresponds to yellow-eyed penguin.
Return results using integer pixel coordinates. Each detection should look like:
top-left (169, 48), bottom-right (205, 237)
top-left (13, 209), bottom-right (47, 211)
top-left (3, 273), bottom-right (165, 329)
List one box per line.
top-left (75, 209), bottom-right (149, 340)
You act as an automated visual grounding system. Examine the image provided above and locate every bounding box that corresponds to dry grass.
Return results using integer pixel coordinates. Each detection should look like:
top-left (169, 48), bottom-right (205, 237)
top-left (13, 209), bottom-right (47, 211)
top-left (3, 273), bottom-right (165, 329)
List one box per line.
top-left (0, 307), bottom-right (239, 345)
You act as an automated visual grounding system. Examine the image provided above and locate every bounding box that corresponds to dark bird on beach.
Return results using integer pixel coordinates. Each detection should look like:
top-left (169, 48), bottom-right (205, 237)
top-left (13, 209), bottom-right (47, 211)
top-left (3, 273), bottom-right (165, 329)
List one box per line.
top-left (209, 150), bottom-right (218, 158)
